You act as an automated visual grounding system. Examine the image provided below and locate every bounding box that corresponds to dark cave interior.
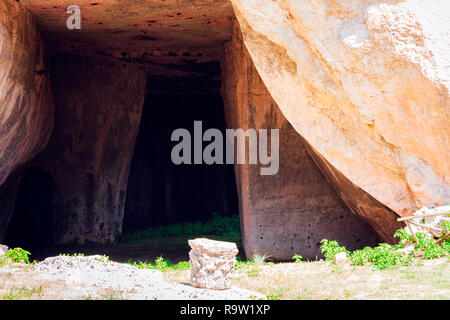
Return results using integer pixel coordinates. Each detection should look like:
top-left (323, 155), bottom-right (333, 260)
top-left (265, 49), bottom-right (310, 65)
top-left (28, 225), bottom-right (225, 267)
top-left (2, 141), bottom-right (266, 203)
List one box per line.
top-left (4, 167), bottom-right (55, 250)
top-left (123, 72), bottom-right (239, 233)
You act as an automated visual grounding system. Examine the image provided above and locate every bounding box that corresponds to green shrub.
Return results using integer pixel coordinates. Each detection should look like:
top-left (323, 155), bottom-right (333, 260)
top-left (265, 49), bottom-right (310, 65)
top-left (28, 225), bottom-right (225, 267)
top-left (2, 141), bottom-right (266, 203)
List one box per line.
top-left (235, 256), bottom-right (252, 270)
top-left (292, 254), bottom-right (303, 263)
top-left (323, 226), bottom-right (449, 269)
top-left (250, 254), bottom-right (269, 265)
top-left (408, 232), bottom-right (448, 259)
top-left (4, 248), bottom-right (31, 264)
top-left (368, 243), bottom-right (413, 269)
top-left (394, 228), bottom-right (413, 244)
top-left (171, 261), bottom-right (190, 271)
top-left (119, 213), bottom-right (240, 243)
top-left (320, 239), bottom-right (349, 261)
top-left (441, 241), bottom-right (450, 255)
top-left (441, 221), bottom-right (450, 232)
top-left (423, 244), bottom-right (447, 260)
top-left (127, 257), bottom-right (190, 272)
top-left (349, 247), bottom-right (374, 266)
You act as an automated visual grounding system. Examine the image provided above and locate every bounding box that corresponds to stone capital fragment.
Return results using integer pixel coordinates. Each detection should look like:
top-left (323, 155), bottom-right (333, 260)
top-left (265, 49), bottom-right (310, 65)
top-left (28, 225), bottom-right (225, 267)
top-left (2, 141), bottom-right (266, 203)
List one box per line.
top-left (188, 238), bottom-right (239, 290)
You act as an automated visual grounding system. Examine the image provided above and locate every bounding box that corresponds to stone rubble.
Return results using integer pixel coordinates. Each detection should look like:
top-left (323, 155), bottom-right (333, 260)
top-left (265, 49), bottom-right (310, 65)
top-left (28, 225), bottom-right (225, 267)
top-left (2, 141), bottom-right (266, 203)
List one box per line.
top-left (0, 244), bottom-right (8, 255)
top-left (334, 252), bottom-right (347, 265)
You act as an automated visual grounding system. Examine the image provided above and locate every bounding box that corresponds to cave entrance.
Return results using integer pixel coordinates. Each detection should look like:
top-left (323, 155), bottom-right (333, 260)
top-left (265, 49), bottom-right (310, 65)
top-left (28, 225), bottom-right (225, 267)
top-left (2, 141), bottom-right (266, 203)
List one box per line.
top-left (123, 67), bottom-right (239, 234)
top-left (4, 167), bottom-right (55, 251)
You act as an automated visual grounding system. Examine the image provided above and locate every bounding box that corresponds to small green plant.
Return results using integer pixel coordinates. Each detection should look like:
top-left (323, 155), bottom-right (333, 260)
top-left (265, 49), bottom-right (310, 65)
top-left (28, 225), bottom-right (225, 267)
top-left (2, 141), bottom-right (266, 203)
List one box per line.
top-left (250, 253), bottom-right (269, 265)
top-left (365, 243), bottom-right (413, 269)
top-left (4, 248), bottom-right (31, 264)
top-left (119, 213), bottom-right (240, 244)
top-left (235, 256), bottom-right (252, 270)
top-left (59, 253), bottom-right (85, 257)
top-left (2, 285), bottom-right (42, 300)
top-left (349, 247), bottom-right (374, 266)
top-left (172, 261), bottom-right (191, 271)
top-left (100, 288), bottom-right (125, 300)
top-left (423, 244), bottom-right (447, 259)
top-left (72, 253), bottom-right (85, 257)
top-left (320, 240), bottom-right (349, 262)
top-left (127, 257), bottom-right (190, 272)
top-left (292, 254), bottom-right (303, 263)
top-left (94, 255), bottom-right (110, 263)
top-left (409, 232), bottom-right (448, 259)
top-left (0, 255), bottom-right (7, 268)
top-left (266, 294), bottom-right (280, 300)
top-left (394, 228), bottom-right (413, 244)
top-left (322, 225), bottom-right (449, 270)
top-left (154, 256), bottom-right (170, 269)
top-left (247, 265), bottom-right (260, 278)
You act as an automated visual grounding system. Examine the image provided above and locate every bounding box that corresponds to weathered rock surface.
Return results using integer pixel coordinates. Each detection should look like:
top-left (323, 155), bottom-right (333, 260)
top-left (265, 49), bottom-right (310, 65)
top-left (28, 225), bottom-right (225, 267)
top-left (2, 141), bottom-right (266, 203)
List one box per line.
top-left (0, 0), bottom-right (54, 243)
top-left (189, 238), bottom-right (238, 290)
top-left (0, 0), bottom-right (54, 186)
top-left (20, 0), bottom-right (234, 78)
top-left (20, 0), bottom-right (233, 52)
top-left (19, 255), bottom-right (263, 300)
top-left (1, 0), bottom-right (447, 255)
top-left (221, 21), bottom-right (381, 260)
top-left (0, 244), bottom-right (8, 255)
top-left (37, 55), bottom-right (146, 245)
top-left (230, 0), bottom-right (450, 237)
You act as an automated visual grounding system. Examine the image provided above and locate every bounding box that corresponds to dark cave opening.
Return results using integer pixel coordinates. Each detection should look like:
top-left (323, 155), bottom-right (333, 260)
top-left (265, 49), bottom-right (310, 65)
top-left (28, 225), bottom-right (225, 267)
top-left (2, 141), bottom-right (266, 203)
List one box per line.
top-left (122, 72), bottom-right (240, 234)
top-left (4, 167), bottom-right (55, 251)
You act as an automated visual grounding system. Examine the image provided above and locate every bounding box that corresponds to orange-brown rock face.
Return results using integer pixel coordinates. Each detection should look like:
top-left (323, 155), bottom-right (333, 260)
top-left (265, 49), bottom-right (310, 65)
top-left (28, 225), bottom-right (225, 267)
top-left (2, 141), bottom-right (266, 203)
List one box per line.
top-left (38, 55), bottom-right (146, 244)
top-left (1, 0), bottom-right (447, 251)
top-left (231, 0), bottom-right (450, 239)
top-left (0, 0), bottom-right (54, 186)
top-left (20, 0), bottom-right (233, 69)
top-left (221, 22), bottom-right (381, 260)
top-left (0, 0), bottom-right (54, 242)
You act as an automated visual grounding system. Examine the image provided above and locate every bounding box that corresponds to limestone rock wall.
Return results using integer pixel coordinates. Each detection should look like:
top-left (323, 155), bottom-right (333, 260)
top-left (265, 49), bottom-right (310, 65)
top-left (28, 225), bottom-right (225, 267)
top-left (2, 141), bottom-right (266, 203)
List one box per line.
top-left (0, 0), bottom-right (54, 186)
top-left (0, 0), bottom-right (54, 241)
top-left (38, 55), bottom-right (146, 244)
top-left (221, 21), bottom-right (381, 260)
top-left (231, 0), bottom-right (450, 237)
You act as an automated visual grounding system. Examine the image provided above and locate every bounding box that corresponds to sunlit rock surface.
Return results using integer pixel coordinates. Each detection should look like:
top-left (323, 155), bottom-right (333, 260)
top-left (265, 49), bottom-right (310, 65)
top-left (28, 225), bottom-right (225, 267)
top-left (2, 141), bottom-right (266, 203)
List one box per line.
top-left (230, 0), bottom-right (450, 238)
top-left (221, 21), bottom-right (381, 259)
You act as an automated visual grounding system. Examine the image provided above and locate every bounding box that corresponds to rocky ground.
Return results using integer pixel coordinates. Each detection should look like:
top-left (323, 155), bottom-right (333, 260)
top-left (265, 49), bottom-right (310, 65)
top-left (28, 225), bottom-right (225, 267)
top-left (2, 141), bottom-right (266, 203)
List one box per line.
top-left (0, 255), bottom-right (263, 300)
top-left (1, 253), bottom-right (449, 300)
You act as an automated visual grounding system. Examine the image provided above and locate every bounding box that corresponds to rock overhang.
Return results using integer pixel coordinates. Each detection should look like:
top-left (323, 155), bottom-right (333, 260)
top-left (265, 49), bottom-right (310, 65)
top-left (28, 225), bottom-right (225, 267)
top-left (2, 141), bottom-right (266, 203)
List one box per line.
top-left (20, 0), bottom-right (234, 78)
